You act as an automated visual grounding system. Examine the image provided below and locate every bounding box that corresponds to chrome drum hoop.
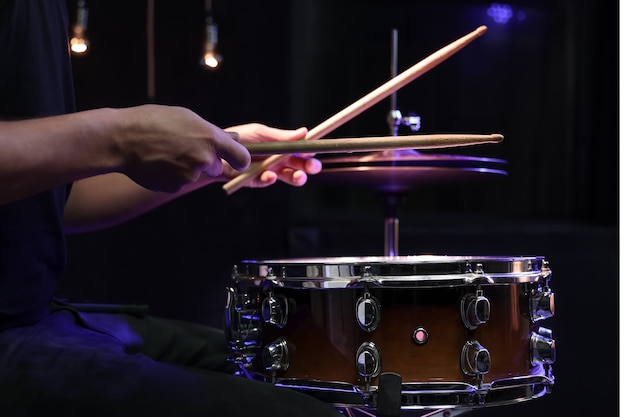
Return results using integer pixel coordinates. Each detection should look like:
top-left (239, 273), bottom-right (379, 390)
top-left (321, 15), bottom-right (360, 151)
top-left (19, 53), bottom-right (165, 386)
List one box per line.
top-left (234, 255), bottom-right (551, 289)
top-left (268, 371), bottom-right (555, 410)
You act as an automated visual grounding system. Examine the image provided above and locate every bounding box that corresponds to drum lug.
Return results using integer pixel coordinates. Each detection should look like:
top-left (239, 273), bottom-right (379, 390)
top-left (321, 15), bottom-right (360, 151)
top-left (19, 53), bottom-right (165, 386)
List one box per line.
top-left (356, 341), bottom-right (382, 379)
top-left (354, 264), bottom-right (377, 285)
top-left (262, 293), bottom-right (289, 328)
top-left (529, 287), bottom-right (555, 322)
top-left (530, 327), bottom-right (556, 365)
top-left (461, 340), bottom-right (491, 377)
top-left (224, 287), bottom-right (262, 351)
top-left (460, 289), bottom-right (490, 330)
top-left (465, 262), bottom-right (495, 285)
top-left (541, 260), bottom-right (552, 282)
top-left (262, 337), bottom-right (290, 372)
top-left (355, 290), bottom-right (382, 332)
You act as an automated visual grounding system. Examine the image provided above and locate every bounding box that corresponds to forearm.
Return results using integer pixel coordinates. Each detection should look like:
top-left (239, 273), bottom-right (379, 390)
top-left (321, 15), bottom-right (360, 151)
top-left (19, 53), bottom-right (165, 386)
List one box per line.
top-left (0, 109), bottom-right (121, 205)
top-left (3, 111), bottom-right (316, 233)
top-left (63, 172), bottom-right (220, 234)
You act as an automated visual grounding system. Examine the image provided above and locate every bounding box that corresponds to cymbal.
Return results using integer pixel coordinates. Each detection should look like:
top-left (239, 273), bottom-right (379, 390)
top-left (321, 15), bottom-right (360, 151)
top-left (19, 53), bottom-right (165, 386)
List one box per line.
top-left (314, 150), bottom-right (507, 192)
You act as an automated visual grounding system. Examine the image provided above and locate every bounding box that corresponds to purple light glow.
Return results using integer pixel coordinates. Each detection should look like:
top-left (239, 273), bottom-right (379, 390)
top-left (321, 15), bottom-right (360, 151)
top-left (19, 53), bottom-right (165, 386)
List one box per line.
top-left (487, 3), bottom-right (514, 24)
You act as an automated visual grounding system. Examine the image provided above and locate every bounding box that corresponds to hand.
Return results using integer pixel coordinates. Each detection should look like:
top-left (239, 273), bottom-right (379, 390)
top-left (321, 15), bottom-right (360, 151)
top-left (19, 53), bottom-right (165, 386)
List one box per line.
top-left (116, 105), bottom-right (250, 193)
top-left (219, 123), bottom-right (322, 188)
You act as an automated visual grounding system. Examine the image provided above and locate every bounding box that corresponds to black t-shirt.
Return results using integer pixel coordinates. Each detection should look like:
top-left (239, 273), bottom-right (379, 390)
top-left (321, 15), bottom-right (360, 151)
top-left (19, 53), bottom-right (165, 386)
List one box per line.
top-left (0, 0), bottom-right (76, 330)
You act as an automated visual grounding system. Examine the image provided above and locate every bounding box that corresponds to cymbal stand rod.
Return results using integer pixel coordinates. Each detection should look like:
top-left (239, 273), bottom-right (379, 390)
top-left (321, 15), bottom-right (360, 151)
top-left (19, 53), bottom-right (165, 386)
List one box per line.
top-left (387, 29), bottom-right (422, 137)
top-left (384, 29), bottom-right (401, 257)
top-left (388, 28), bottom-right (401, 137)
top-left (383, 193), bottom-right (402, 257)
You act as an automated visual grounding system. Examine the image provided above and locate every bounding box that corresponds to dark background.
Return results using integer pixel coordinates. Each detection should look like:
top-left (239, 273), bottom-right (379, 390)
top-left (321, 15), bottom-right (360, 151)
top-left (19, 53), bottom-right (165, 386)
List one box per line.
top-left (58, 1), bottom-right (618, 416)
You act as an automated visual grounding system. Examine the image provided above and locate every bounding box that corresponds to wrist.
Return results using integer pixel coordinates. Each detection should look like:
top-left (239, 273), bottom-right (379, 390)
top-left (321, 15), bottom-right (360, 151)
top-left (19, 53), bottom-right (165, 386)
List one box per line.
top-left (95, 107), bottom-right (135, 174)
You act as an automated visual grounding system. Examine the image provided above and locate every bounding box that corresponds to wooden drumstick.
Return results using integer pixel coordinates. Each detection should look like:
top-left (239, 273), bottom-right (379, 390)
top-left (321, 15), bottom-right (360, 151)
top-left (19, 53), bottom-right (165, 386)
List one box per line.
top-left (223, 25), bottom-right (488, 195)
top-left (243, 133), bottom-right (503, 156)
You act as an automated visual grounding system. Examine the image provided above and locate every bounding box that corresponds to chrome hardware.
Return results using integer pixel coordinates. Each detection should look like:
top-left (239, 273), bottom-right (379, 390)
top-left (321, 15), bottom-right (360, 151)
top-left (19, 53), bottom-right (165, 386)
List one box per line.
top-left (387, 109), bottom-right (421, 134)
top-left (224, 287), bottom-right (262, 348)
top-left (541, 260), bottom-right (552, 280)
top-left (229, 350), bottom-right (258, 366)
top-left (224, 287), bottom-right (237, 341)
top-left (465, 262), bottom-right (485, 274)
top-left (356, 342), bottom-right (382, 378)
top-left (412, 326), bottom-right (429, 345)
top-left (530, 288), bottom-right (555, 322)
top-left (465, 262), bottom-right (492, 284)
top-left (355, 291), bottom-right (381, 332)
top-left (262, 294), bottom-right (288, 328)
top-left (460, 290), bottom-right (490, 330)
top-left (356, 265), bottom-right (377, 284)
top-left (231, 264), bottom-right (239, 280)
top-left (537, 327), bottom-right (553, 339)
top-left (461, 340), bottom-right (491, 376)
top-left (530, 328), bottom-right (556, 365)
top-left (262, 338), bottom-right (289, 371)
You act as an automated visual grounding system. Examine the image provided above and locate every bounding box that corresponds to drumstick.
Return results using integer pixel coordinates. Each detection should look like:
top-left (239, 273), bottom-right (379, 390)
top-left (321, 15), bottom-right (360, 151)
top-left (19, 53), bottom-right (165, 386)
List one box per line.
top-left (243, 133), bottom-right (503, 156)
top-left (223, 25), bottom-right (488, 195)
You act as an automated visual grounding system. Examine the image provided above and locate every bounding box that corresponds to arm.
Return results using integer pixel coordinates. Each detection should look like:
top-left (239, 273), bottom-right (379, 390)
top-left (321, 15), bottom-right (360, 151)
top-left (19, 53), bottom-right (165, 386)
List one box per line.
top-left (0, 104), bottom-right (249, 206)
top-left (62, 123), bottom-right (319, 234)
top-left (0, 108), bottom-right (120, 204)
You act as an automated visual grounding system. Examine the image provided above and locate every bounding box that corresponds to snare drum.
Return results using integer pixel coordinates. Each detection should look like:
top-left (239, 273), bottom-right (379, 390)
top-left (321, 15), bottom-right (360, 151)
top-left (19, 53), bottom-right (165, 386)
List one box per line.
top-left (224, 256), bottom-right (555, 412)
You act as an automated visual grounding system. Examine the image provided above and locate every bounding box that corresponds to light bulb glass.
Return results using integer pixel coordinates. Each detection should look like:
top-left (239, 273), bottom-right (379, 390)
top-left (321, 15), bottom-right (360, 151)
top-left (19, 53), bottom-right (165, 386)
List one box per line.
top-left (203, 47), bottom-right (221, 68)
top-left (204, 54), bottom-right (219, 68)
top-left (70, 36), bottom-right (88, 54)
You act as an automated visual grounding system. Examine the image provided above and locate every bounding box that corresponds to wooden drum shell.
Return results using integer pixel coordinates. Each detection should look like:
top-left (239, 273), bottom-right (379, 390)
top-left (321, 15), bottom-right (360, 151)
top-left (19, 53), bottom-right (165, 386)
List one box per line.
top-left (255, 284), bottom-right (534, 387)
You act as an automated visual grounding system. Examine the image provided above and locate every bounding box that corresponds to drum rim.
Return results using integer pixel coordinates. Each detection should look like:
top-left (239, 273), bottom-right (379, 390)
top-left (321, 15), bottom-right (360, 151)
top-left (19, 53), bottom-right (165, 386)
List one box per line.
top-left (271, 372), bottom-right (555, 410)
top-left (235, 255), bottom-right (550, 287)
top-left (241, 255), bottom-right (544, 264)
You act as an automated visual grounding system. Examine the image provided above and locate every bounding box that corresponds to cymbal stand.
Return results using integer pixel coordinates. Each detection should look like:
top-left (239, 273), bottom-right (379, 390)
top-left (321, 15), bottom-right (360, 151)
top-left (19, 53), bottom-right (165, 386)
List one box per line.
top-left (382, 29), bottom-right (420, 257)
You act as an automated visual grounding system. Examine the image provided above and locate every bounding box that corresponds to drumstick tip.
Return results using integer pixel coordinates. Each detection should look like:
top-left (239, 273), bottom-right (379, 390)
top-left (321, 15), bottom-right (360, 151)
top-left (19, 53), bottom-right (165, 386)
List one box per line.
top-left (476, 25), bottom-right (488, 35)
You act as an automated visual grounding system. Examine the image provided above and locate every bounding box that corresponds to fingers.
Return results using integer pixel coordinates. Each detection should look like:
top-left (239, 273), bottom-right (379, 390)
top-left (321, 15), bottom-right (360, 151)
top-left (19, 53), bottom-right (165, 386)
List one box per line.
top-left (213, 129), bottom-right (250, 172)
top-left (227, 124), bottom-right (308, 144)
top-left (267, 126), bottom-right (308, 142)
top-left (282, 155), bottom-right (322, 175)
top-left (256, 155), bottom-right (322, 187)
top-left (257, 169), bottom-right (305, 187)
top-left (217, 123), bottom-right (321, 189)
top-left (303, 157), bottom-right (322, 175)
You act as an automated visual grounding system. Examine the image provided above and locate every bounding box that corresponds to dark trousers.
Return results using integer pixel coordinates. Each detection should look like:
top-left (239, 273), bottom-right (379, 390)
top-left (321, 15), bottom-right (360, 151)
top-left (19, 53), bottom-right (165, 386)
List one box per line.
top-left (0, 308), bottom-right (341, 417)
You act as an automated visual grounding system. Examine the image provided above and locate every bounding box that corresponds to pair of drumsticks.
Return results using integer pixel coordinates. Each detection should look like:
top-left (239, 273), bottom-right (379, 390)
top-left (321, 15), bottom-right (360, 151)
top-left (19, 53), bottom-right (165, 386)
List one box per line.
top-left (224, 25), bottom-right (496, 195)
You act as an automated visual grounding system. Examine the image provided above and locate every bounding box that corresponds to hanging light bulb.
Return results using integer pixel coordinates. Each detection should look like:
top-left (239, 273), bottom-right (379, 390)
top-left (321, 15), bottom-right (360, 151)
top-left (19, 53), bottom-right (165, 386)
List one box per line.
top-left (202, 0), bottom-right (221, 69)
top-left (202, 16), bottom-right (222, 69)
top-left (70, 0), bottom-right (89, 55)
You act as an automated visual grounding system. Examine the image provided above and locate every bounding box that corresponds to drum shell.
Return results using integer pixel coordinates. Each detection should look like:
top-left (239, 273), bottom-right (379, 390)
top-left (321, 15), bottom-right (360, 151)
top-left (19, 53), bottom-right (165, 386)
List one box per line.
top-left (253, 283), bottom-right (535, 386)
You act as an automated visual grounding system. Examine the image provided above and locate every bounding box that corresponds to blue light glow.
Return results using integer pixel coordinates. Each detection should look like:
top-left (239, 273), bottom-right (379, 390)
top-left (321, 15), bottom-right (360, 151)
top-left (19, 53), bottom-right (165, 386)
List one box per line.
top-left (487, 3), bottom-right (514, 24)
